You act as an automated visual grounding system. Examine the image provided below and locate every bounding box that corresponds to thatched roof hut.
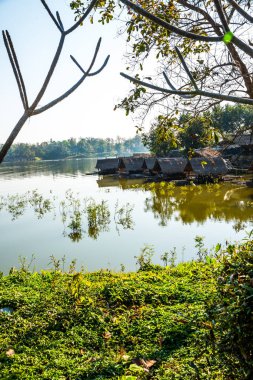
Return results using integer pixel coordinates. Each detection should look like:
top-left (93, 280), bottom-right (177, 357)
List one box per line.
top-left (188, 157), bottom-right (228, 175)
top-left (118, 157), bottom-right (145, 173)
top-left (144, 157), bottom-right (156, 171)
top-left (154, 158), bottom-right (188, 176)
top-left (96, 158), bottom-right (119, 174)
top-left (232, 134), bottom-right (253, 146)
top-left (221, 134), bottom-right (253, 149)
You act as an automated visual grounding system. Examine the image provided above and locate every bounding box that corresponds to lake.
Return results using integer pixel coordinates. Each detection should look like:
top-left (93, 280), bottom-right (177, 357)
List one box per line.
top-left (0, 158), bottom-right (252, 274)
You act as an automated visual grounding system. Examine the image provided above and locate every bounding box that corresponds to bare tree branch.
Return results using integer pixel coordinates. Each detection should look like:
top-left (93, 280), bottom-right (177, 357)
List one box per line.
top-left (213, 0), bottom-right (230, 32)
top-left (65, 0), bottom-right (98, 35)
top-left (227, 0), bottom-right (253, 23)
top-left (163, 72), bottom-right (194, 99)
top-left (118, 0), bottom-right (253, 114)
top-left (120, 71), bottom-right (253, 105)
top-left (2, 31), bottom-right (28, 110)
top-left (56, 11), bottom-right (64, 31)
top-left (34, 38), bottom-right (110, 115)
top-left (120, 0), bottom-right (222, 42)
top-left (41, 0), bottom-right (63, 32)
top-left (174, 47), bottom-right (198, 90)
top-left (0, 0), bottom-right (108, 163)
top-left (70, 54), bottom-right (110, 76)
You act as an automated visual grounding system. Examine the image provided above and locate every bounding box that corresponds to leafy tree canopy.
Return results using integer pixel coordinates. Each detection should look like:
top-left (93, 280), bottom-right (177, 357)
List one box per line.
top-left (70, 0), bottom-right (253, 126)
top-left (141, 104), bottom-right (253, 155)
top-left (211, 104), bottom-right (253, 134)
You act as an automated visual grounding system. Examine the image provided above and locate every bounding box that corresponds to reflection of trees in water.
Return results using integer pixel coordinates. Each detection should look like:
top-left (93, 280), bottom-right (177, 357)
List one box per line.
top-left (143, 183), bottom-right (253, 227)
top-left (0, 190), bottom-right (134, 242)
top-left (0, 190), bottom-right (55, 220)
top-left (144, 195), bottom-right (176, 226)
top-left (0, 158), bottom-right (97, 179)
top-left (143, 183), bottom-right (176, 226)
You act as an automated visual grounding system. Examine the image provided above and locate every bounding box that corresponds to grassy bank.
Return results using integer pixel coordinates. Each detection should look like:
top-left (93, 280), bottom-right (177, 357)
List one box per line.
top-left (0, 237), bottom-right (252, 379)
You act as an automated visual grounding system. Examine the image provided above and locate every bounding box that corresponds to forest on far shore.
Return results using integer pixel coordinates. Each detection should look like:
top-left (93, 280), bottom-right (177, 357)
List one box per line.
top-left (1, 135), bottom-right (147, 162)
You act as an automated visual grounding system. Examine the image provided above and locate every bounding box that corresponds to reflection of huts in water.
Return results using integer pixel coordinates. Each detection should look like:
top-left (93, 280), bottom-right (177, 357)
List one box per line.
top-left (187, 157), bottom-right (228, 181)
top-left (144, 157), bottom-right (157, 175)
top-left (97, 177), bottom-right (146, 188)
top-left (153, 158), bottom-right (188, 178)
top-left (118, 157), bottom-right (145, 174)
top-left (96, 158), bottom-right (119, 174)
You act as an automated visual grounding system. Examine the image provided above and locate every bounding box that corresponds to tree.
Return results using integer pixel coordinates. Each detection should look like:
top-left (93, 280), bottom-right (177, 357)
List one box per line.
top-left (142, 115), bottom-right (181, 156)
top-left (0, 0), bottom-right (109, 163)
top-left (211, 104), bottom-right (253, 134)
top-left (71, 0), bottom-right (253, 123)
top-left (142, 113), bottom-right (217, 155)
top-left (178, 114), bottom-right (216, 151)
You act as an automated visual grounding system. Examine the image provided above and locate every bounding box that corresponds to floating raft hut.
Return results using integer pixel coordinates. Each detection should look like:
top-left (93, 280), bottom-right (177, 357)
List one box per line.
top-left (118, 157), bottom-right (145, 174)
top-left (95, 158), bottom-right (119, 174)
top-left (187, 157), bottom-right (228, 176)
top-left (144, 157), bottom-right (157, 174)
top-left (95, 155), bottom-right (230, 181)
top-left (153, 158), bottom-right (188, 178)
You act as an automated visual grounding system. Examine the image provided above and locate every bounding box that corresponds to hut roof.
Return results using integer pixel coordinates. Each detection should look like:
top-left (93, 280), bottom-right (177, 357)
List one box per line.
top-left (193, 147), bottom-right (221, 158)
top-left (119, 157), bottom-right (145, 171)
top-left (144, 157), bottom-right (156, 170)
top-left (221, 134), bottom-right (253, 146)
top-left (232, 134), bottom-right (253, 146)
top-left (189, 157), bottom-right (228, 175)
top-left (95, 158), bottom-right (119, 171)
top-left (155, 158), bottom-right (188, 174)
top-left (133, 153), bottom-right (152, 158)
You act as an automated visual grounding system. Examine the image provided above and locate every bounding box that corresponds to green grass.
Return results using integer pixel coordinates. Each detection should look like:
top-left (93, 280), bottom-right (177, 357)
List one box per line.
top-left (0, 237), bottom-right (252, 379)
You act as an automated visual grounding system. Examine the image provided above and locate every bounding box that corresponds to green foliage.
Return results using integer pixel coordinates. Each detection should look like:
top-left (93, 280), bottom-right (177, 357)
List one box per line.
top-left (4, 136), bottom-right (147, 162)
top-left (141, 112), bottom-right (219, 155)
top-left (161, 247), bottom-right (177, 267)
top-left (135, 244), bottom-right (155, 270)
top-left (178, 113), bottom-right (217, 151)
top-left (0, 236), bottom-right (252, 378)
top-left (207, 235), bottom-right (253, 377)
top-left (210, 104), bottom-right (253, 135)
top-left (140, 103), bottom-right (253, 155)
top-left (68, 0), bottom-right (252, 127)
top-left (141, 115), bottom-right (182, 156)
top-left (194, 235), bottom-right (208, 262)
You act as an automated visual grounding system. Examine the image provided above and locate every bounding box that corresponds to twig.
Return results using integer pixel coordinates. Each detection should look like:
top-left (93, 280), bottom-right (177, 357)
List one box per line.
top-left (0, 0), bottom-right (108, 163)
top-left (120, 0), bottom-right (222, 42)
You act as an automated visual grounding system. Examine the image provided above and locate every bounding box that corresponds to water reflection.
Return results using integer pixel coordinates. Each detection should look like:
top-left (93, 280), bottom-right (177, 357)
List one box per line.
top-left (142, 182), bottom-right (253, 228)
top-left (0, 190), bottom-right (55, 220)
top-left (0, 158), bottom-right (97, 180)
top-left (1, 180), bottom-right (252, 240)
top-left (0, 190), bottom-right (134, 242)
top-left (98, 177), bottom-right (253, 230)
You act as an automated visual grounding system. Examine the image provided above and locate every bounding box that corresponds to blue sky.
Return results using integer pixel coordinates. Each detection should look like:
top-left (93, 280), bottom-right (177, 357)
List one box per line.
top-left (0, 0), bottom-right (138, 143)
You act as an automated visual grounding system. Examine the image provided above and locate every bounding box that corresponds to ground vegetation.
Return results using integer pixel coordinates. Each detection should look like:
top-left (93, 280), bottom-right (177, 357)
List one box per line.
top-left (0, 235), bottom-right (252, 379)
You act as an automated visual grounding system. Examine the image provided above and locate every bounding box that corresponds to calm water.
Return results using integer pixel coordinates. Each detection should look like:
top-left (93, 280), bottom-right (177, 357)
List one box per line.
top-left (0, 158), bottom-right (252, 273)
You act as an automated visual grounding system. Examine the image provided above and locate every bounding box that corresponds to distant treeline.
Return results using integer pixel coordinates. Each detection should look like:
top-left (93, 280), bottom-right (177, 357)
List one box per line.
top-left (2, 136), bottom-right (147, 162)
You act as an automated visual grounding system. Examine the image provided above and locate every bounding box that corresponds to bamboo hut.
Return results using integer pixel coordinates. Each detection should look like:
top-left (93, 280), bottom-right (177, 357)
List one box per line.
top-left (232, 134), bottom-right (253, 148)
top-left (143, 157), bottom-right (156, 174)
top-left (118, 157), bottom-right (145, 174)
top-left (153, 158), bottom-right (188, 178)
top-left (95, 158), bottom-right (119, 174)
top-left (187, 157), bottom-right (228, 180)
